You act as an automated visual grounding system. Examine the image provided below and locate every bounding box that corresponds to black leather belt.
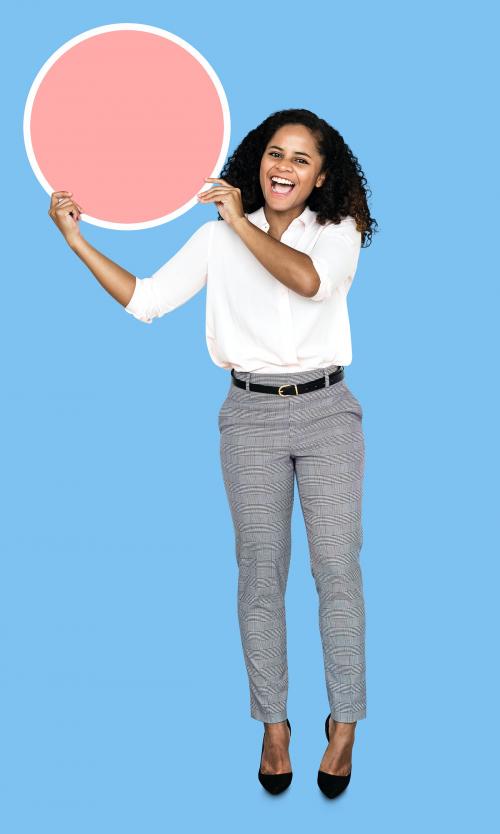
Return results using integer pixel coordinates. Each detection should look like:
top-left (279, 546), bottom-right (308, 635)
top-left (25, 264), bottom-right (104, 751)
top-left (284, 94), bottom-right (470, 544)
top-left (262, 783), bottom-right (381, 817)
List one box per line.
top-left (231, 366), bottom-right (344, 396)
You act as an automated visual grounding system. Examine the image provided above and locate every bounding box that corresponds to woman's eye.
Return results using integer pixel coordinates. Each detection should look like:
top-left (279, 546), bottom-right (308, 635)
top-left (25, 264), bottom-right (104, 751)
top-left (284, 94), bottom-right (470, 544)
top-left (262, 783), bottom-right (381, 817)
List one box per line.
top-left (269, 152), bottom-right (308, 164)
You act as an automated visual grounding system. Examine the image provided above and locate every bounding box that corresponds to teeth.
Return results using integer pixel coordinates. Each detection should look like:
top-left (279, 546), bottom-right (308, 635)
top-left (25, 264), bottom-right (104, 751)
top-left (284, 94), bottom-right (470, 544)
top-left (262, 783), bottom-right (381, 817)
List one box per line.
top-left (271, 176), bottom-right (294, 186)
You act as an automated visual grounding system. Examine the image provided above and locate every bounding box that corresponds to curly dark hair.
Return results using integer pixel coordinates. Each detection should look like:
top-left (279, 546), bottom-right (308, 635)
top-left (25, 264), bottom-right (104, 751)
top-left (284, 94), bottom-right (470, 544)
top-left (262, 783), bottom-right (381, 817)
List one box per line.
top-left (216, 108), bottom-right (378, 248)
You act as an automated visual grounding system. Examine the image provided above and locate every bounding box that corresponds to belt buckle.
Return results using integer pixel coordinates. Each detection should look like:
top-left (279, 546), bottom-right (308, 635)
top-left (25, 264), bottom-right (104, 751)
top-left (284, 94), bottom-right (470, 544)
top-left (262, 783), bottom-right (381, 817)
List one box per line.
top-left (278, 383), bottom-right (299, 397)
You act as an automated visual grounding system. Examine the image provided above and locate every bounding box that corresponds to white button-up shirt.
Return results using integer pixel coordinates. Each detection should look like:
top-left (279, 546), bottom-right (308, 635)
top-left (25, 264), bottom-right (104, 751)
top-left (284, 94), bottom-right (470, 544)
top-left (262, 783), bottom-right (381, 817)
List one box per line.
top-left (125, 204), bottom-right (362, 373)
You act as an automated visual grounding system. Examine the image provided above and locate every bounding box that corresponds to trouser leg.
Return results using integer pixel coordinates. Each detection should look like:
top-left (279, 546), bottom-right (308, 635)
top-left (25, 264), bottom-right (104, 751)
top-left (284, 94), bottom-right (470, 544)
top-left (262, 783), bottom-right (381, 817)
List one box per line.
top-left (220, 440), bottom-right (295, 723)
top-left (293, 399), bottom-right (367, 722)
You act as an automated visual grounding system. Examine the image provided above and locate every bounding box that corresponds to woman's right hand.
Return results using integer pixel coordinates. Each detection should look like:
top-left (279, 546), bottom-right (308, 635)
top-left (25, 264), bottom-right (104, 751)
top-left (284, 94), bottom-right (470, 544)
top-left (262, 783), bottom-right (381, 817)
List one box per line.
top-left (48, 190), bottom-right (84, 246)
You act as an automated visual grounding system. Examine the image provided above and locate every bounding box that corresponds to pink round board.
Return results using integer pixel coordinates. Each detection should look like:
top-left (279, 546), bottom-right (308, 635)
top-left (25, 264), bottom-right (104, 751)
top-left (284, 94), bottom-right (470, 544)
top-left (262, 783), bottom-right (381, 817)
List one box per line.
top-left (23, 23), bottom-right (231, 229)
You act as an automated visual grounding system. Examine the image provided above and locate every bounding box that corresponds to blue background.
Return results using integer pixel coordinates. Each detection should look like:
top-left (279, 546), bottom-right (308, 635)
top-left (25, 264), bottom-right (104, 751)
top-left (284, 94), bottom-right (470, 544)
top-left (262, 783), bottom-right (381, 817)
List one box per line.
top-left (1, 1), bottom-right (497, 830)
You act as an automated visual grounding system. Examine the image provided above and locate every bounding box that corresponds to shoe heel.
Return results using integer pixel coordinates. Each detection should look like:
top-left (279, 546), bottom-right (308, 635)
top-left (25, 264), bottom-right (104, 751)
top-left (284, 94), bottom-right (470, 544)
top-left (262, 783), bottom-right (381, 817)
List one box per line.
top-left (317, 713), bottom-right (352, 799)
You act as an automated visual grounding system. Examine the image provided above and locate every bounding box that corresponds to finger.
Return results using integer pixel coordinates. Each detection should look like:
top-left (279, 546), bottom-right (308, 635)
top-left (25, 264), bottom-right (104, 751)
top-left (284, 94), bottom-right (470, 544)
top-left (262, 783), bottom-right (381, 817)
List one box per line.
top-left (54, 195), bottom-right (82, 215)
top-left (50, 190), bottom-right (73, 207)
top-left (198, 187), bottom-right (232, 196)
top-left (56, 200), bottom-right (81, 219)
top-left (49, 199), bottom-right (77, 218)
top-left (197, 193), bottom-right (226, 201)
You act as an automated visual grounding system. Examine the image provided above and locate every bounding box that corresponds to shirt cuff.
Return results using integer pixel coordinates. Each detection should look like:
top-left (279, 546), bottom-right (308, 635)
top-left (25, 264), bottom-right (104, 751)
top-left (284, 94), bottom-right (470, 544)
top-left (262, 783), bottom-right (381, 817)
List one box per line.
top-left (124, 278), bottom-right (154, 323)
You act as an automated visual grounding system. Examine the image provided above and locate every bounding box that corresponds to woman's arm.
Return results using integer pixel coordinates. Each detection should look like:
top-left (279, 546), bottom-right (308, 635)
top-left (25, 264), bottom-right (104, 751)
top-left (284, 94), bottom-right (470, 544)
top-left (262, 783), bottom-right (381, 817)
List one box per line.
top-left (69, 235), bottom-right (137, 307)
top-left (68, 222), bottom-right (212, 323)
top-left (231, 215), bottom-right (362, 300)
top-left (231, 216), bottom-right (317, 297)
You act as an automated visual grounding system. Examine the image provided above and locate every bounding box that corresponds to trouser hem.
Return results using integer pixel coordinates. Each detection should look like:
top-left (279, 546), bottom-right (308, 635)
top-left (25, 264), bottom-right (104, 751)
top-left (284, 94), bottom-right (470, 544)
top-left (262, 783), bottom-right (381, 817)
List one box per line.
top-left (251, 708), bottom-right (288, 723)
top-left (330, 708), bottom-right (367, 722)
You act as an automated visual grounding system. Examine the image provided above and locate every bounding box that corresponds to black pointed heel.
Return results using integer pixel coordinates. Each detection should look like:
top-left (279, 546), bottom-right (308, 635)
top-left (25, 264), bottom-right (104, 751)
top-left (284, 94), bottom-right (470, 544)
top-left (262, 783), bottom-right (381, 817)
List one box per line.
top-left (258, 719), bottom-right (293, 794)
top-left (317, 713), bottom-right (352, 799)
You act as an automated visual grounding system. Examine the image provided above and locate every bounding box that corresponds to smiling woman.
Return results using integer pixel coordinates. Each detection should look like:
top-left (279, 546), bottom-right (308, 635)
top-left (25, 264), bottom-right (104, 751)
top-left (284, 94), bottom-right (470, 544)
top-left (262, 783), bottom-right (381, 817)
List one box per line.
top-left (55, 104), bottom-right (378, 800)
top-left (217, 107), bottom-right (378, 246)
top-left (193, 113), bottom-right (376, 301)
top-left (209, 108), bottom-right (378, 798)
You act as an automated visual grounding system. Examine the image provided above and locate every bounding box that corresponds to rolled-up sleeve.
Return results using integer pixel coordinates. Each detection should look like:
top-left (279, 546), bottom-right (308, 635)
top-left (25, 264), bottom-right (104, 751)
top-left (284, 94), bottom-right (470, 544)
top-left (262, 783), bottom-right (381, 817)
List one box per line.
top-left (308, 218), bottom-right (362, 302)
top-left (125, 221), bottom-right (213, 323)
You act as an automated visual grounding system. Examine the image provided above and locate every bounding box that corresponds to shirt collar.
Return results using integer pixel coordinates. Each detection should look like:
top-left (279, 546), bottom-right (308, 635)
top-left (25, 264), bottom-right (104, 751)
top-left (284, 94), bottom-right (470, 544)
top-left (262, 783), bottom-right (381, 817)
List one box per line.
top-left (246, 204), bottom-right (317, 232)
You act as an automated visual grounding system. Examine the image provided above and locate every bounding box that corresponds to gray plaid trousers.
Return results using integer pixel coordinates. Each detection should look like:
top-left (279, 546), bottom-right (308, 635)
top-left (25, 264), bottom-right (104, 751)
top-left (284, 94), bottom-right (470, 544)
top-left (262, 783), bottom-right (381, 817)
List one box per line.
top-left (218, 363), bottom-right (366, 724)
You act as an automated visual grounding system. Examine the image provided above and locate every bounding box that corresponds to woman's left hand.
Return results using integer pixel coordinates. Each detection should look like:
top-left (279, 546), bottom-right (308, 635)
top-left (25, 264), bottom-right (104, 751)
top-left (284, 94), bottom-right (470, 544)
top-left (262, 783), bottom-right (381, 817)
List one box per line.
top-left (197, 178), bottom-right (245, 226)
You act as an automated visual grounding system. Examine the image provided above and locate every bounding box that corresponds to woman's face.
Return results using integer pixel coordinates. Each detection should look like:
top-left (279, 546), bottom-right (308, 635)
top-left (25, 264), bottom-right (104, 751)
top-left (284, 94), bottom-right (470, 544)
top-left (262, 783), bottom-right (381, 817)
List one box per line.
top-left (259, 124), bottom-right (327, 210)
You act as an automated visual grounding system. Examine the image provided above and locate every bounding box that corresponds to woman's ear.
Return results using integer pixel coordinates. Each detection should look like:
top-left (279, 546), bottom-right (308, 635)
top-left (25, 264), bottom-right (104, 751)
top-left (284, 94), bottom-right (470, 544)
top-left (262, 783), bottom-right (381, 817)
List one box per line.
top-left (316, 171), bottom-right (327, 188)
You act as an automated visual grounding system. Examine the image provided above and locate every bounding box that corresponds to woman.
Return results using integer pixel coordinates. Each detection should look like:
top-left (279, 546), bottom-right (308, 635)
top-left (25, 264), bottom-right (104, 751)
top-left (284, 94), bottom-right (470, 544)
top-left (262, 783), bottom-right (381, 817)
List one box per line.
top-left (48, 107), bottom-right (378, 799)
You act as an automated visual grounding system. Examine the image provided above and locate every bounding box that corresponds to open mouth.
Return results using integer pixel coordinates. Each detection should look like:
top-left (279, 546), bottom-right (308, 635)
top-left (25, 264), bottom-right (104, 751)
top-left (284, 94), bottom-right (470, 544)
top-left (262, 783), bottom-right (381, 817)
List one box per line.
top-left (269, 176), bottom-right (296, 196)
